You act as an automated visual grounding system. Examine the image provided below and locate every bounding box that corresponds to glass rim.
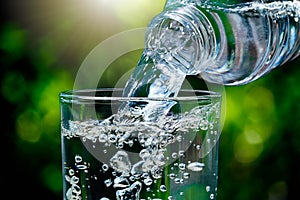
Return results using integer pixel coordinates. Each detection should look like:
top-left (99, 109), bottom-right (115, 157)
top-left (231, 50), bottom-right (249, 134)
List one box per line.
top-left (60, 88), bottom-right (221, 103)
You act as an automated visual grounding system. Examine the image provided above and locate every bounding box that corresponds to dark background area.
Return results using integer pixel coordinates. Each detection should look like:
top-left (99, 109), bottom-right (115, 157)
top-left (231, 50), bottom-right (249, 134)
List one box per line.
top-left (1, 0), bottom-right (300, 199)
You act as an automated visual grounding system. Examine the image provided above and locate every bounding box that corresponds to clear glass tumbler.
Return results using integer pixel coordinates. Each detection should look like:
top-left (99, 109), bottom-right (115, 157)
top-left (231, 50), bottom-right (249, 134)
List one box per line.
top-left (60, 88), bottom-right (221, 200)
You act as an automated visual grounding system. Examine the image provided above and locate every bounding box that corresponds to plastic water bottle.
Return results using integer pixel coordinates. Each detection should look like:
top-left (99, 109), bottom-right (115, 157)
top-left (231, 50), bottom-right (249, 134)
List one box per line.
top-left (143, 0), bottom-right (300, 85)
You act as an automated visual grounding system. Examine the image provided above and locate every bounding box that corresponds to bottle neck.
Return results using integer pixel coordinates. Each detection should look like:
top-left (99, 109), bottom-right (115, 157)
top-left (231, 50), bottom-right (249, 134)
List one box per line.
top-left (145, 4), bottom-right (217, 75)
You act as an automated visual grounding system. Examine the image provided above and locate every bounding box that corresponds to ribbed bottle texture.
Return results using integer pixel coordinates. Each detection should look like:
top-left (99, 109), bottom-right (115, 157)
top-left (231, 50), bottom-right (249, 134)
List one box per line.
top-left (146, 0), bottom-right (300, 85)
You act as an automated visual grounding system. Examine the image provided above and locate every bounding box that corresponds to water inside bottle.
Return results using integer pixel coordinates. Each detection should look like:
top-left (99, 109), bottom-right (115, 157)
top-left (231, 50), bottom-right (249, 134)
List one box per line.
top-left (124, 1), bottom-right (300, 96)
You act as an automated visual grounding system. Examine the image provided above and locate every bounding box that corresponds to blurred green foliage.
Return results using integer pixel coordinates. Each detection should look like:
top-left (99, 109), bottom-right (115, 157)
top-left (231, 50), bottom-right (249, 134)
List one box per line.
top-left (1, 0), bottom-right (300, 199)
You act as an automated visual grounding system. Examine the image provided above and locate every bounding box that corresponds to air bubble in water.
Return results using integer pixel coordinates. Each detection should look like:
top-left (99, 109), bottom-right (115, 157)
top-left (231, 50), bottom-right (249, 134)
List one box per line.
top-left (116, 181), bottom-right (142, 200)
top-left (151, 165), bottom-right (162, 179)
top-left (183, 172), bottom-right (190, 179)
top-left (99, 133), bottom-right (107, 142)
top-left (114, 177), bottom-right (130, 188)
top-left (110, 151), bottom-right (131, 175)
top-left (104, 179), bottom-right (112, 187)
top-left (108, 134), bottom-right (117, 143)
top-left (143, 177), bottom-right (153, 186)
top-left (139, 149), bottom-right (150, 160)
top-left (102, 164), bottom-right (109, 171)
top-left (187, 162), bottom-right (205, 172)
top-left (176, 135), bottom-right (182, 142)
top-left (200, 119), bottom-right (209, 130)
top-left (178, 150), bottom-right (185, 157)
top-left (206, 186), bottom-right (211, 192)
top-left (171, 152), bottom-right (178, 158)
top-left (68, 169), bottom-right (75, 176)
top-left (160, 185), bottom-right (167, 192)
top-left (210, 194), bottom-right (215, 199)
top-left (174, 178), bottom-right (180, 184)
top-left (178, 163), bottom-right (186, 170)
top-left (100, 198), bottom-right (110, 200)
top-left (71, 176), bottom-right (79, 184)
top-left (76, 164), bottom-right (87, 170)
top-left (75, 155), bottom-right (82, 163)
top-left (169, 173), bottom-right (175, 179)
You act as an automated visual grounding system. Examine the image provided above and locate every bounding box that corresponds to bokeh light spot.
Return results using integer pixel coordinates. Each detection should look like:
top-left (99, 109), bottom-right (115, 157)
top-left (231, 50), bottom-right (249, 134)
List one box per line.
top-left (0, 23), bottom-right (27, 56)
top-left (1, 72), bottom-right (27, 104)
top-left (243, 86), bottom-right (274, 121)
top-left (41, 164), bottom-right (63, 193)
top-left (35, 70), bottom-right (73, 137)
top-left (244, 130), bottom-right (263, 145)
top-left (113, 0), bottom-right (166, 26)
top-left (17, 110), bottom-right (42, 143)
top-left (268, 181), bottom-right (287, 200)
top-left (234, 132), bottom-right (264, 164)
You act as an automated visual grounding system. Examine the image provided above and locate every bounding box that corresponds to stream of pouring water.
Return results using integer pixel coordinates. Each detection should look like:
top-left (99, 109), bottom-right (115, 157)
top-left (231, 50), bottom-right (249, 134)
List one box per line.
top-left (62, 1), bottom-right (300, 199)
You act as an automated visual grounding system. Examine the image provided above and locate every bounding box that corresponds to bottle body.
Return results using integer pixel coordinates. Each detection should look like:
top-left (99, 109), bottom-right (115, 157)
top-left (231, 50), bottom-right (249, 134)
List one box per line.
top-left (145, 0), bottom-right (300, 85)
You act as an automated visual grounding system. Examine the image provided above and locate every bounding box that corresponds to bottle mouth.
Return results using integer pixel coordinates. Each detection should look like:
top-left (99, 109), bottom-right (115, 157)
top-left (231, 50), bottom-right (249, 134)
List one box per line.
top-left (144, 4), bottom-right (216, 75)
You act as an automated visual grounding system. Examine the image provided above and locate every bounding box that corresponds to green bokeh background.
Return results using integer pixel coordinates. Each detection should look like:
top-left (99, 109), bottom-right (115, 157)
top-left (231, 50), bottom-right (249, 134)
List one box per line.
top-left (1, 0), bottom-right (299, 199)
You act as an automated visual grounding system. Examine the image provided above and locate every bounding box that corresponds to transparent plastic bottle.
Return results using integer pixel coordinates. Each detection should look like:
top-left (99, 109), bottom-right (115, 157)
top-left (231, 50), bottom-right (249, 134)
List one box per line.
top-left (144, 0), bottom-right (300, 85)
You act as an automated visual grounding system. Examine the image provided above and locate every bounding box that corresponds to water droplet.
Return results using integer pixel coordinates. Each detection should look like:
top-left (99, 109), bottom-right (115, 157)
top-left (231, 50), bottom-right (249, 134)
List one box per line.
top-left (187, 162), bottom-right (205, 172)
top-left (174, 178), bottom-right (180, 184)
top-left (100, 198), bottom-right (110, 200)
top-left (196, 145), bottom-right (201, 150)
top-left (160, 185), bottom-right (167, 192)
top-left (180, 192), bottom-right (184, 195)
top-left (210, 193), bottom-right (214, 199)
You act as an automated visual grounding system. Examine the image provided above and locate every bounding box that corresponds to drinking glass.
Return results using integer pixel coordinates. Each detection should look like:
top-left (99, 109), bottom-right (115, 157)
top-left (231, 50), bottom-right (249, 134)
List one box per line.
top-left (60, 88), bottom-right (221, 200)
